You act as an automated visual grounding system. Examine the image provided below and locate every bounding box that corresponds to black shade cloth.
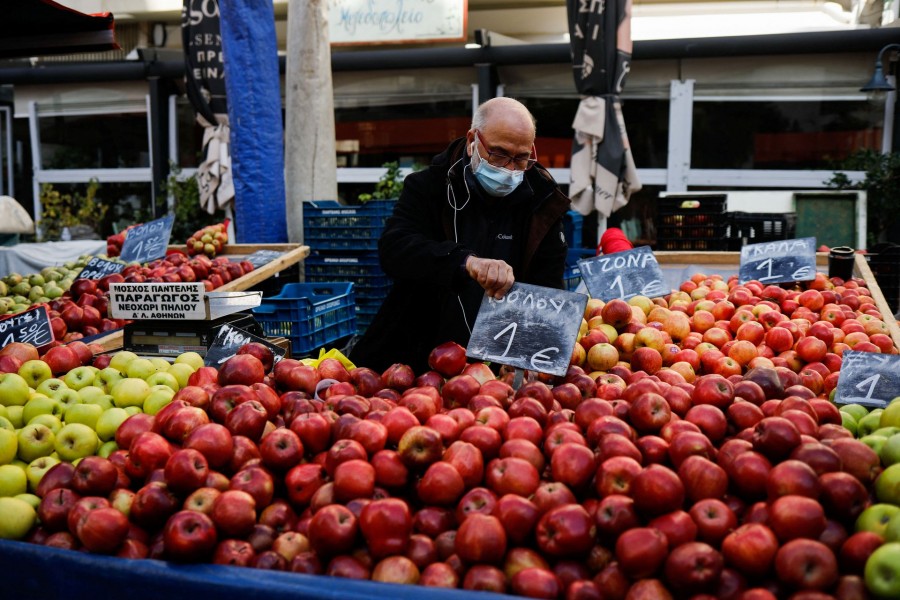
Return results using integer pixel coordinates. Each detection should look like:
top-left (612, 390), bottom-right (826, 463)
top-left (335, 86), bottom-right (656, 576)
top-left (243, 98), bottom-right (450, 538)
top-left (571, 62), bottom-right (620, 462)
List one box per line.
top-left (0, 0), bottom-right (118, 59)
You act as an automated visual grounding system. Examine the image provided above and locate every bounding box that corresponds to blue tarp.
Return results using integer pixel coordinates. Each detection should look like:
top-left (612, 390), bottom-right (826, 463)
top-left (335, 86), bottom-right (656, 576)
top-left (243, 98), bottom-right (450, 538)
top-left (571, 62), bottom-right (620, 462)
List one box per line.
top-left (0, 539), bottom-right (521, 600)
top-left (219, 0), bottom-right (288, 243)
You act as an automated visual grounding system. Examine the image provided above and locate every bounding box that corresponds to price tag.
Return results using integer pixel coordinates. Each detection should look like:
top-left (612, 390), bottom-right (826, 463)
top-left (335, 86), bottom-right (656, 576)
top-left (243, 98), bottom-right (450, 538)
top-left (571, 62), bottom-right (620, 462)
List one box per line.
top-left (108, 282), bottom-right (206, 320)
top-left (204, 323), bottom-right (286, 367)
top-left (244, 250), bottom-right (284, 269)
top-left (0, 305), bottom-right (54, 348)
top-left (577, 246), bottom-right (668, 301)
top-left (119, 215), bottom-right (175, 264)
top-left (466, 282), bottom-right (588, 377)
top-left (75, 257), bottom-right (125, 281)
top-left (834, 351), bottom-right (900, 409)
top-left (738, 237), bottom-right (817, 285)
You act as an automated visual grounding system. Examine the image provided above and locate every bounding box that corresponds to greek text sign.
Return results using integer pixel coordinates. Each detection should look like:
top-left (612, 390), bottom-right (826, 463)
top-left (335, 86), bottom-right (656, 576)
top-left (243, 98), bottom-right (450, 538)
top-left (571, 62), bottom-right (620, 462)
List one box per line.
top-left (329, 0), bottom-right (467, 45)
top-left (577, 246), bottom-right (668, 301)
top-left (738, 237), bottom-right (817, 285)
top-left (0, 305), bottom-right (53, 348)
top-left (109, 282), bottom-right (207, 320)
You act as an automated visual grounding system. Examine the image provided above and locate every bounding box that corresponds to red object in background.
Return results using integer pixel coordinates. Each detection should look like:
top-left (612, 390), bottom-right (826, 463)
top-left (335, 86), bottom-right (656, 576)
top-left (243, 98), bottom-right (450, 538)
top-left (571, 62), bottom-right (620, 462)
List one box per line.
top-left (598, 228), bottom-right (634, 255)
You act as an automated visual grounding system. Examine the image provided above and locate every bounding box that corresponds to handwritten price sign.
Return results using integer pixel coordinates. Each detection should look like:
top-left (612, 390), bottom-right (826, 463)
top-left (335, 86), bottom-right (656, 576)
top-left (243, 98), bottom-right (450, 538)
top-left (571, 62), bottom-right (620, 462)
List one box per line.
top-left (834, 351), bottom-right (900, 409)
top-left (76, 257), bottom-right (125, 281)
top-left (0, 305), bottom-right (54, 348)
top-left (119, 215), bottom-right (175, 264)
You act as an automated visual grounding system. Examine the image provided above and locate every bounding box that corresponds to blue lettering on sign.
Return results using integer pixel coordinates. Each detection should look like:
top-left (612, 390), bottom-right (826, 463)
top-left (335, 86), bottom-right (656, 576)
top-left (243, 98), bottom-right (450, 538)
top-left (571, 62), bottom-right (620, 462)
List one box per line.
top-left (336, 0), bottom-right (426, 36)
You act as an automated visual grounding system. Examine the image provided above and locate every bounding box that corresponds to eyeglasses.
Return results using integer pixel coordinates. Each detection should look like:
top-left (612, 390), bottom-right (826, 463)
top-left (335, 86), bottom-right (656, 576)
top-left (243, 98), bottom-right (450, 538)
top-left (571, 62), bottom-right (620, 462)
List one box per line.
top-left (475, 130), bottom-right (537, 171)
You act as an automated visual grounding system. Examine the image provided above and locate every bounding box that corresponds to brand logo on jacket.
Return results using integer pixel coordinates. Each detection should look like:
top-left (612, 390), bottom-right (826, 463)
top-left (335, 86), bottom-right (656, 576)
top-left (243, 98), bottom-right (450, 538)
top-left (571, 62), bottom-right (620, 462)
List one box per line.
top-left (497, 234), bottom-right (513, 240)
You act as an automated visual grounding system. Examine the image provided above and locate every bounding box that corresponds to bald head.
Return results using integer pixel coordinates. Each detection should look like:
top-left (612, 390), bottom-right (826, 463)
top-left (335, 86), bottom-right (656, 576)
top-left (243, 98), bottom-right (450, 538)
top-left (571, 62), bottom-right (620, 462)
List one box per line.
top-left (472, 97), bottom-right (536, 138)
top-left (467, 98), bottom-right (537, 165)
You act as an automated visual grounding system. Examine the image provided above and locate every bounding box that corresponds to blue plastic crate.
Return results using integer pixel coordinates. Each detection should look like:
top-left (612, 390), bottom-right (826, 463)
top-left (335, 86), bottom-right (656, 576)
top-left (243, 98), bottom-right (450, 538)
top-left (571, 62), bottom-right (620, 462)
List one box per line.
top-left (564, 264), bottom-right (582, 291)
top-left (304, 253), bottom-right (391, 288)
top-left (303, 200), bottom-right (396, 251)
top-left (251, 282), bottom-right (356, 356)
top-left (564, 210), bottom-right (584, 248)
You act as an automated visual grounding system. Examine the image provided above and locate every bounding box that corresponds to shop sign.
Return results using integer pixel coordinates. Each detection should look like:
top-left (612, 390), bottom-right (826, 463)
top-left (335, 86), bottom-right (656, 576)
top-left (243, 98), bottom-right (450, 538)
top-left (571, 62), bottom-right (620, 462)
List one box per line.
top-left (109, 282), bottom-right (207, 320)
top-left (329, 0), bottom-right (467, 45)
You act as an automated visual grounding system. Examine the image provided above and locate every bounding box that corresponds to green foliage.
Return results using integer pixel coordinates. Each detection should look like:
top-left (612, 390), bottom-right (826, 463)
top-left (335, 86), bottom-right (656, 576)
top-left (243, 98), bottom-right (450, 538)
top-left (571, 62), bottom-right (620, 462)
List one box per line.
top-left (358, 162), bottom-right (404, 202)
top-left (827, 150), bottom-right (900, 247)
top-left (39, 180), bottom-right (108, 241)
top-left (154, 167), bottom-right (227, 242)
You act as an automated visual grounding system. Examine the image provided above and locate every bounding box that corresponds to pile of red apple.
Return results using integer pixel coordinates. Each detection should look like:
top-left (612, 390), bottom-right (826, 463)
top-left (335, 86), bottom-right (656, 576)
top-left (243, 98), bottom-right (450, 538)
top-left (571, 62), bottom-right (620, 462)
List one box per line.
top-left (45, 253), bottom-right (255, 341)
top-left (17, 270), bottom-right (900, 599)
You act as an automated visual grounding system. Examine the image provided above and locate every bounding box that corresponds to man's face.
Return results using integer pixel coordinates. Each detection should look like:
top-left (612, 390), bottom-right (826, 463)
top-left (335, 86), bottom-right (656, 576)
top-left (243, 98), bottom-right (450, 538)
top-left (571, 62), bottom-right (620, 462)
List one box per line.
top-left (466, 113), bottom-right (536, 170)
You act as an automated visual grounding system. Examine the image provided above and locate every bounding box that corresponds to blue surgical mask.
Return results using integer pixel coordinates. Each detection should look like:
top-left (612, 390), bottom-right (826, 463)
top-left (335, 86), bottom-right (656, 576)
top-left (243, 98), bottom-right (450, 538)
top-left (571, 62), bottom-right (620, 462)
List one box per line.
top-left (471, 146), bottom-right (524, 197)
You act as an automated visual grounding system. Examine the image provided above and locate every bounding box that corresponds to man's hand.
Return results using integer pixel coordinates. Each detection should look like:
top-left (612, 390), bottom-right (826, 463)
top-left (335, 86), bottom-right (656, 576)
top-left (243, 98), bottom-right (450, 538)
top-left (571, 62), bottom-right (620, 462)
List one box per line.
top-left (465, 256), bottom-right (515, 299)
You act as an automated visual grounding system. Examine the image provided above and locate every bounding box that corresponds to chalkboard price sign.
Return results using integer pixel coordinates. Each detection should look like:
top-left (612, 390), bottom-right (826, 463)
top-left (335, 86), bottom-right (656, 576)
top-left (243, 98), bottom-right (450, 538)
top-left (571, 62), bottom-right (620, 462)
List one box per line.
top-left (244, 250), bottom-right (284, 269)
top-left (738, 237), bottom-right (817, 285)
top-left (834, 351), bottom-right (900, 409)
top-left (466, 282), bottom-right (588, 377)
top-left (203, 323), bottom-right (286, 367)
top-left (577, 246), bottom-right (668, 301)
top-left (76, 257), bottom-right (125, 281)
top-left (119, 215), bottom-right (176, 264)
top-left (0, 305), bottom-right (54, 348)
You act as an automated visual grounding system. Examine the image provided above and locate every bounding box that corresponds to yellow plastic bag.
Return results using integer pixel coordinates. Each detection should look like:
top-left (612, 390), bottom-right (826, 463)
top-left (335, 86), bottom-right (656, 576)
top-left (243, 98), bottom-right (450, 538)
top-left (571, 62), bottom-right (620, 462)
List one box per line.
top-left (299, 347), bottom-right (356, 370)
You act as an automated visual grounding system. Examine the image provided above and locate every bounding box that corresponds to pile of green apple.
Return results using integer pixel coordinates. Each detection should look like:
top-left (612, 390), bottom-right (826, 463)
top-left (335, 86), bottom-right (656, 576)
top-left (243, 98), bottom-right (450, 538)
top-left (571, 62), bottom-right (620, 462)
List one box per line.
top-left (0, 265), bottom-right (78, 315)
top-left (0, 343), bottom-right (204, 540)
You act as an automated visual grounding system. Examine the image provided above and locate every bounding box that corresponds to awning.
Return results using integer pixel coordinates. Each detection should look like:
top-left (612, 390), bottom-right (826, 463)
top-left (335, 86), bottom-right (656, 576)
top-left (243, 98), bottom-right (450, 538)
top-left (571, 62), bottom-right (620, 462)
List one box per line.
top-left (0, 0), bottom-right (118, 59)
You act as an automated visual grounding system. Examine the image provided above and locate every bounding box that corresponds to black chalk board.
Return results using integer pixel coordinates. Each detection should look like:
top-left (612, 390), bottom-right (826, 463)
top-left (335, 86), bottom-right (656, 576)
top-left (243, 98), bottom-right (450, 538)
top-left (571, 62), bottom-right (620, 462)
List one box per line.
top-left (119, 215), bottom-right (175, 264)
top-left (466, 282), bottom-right (588, 377)
top-left (0, 305), bottom-right (54, 348)
top-left (76, 257), bottom-right (125, 281)
top-left (834, 351), bottom-right (900, 409)
top-left (577, 246), bottom-right (668, 301)
top-left (738, 237), bottom-right (817, 285)
top-left (244, 250), bottom-right (284, 269)
top-left (203, 323), bottom-right (286, 368)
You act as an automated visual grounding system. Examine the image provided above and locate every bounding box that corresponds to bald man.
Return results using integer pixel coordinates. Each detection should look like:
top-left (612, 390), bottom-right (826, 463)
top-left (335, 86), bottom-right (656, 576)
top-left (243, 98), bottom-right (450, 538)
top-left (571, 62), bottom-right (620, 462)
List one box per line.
top-left (350, 97), bottom-right (572, 373)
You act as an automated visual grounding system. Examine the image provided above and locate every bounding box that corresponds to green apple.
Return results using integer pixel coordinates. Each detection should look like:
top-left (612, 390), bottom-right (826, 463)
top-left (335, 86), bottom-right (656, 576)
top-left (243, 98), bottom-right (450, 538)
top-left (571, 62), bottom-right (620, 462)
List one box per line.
top-left (108, 350), bottom-right (139, 374)
top-left (857, 409), bottom-right (885, 438)
top-left (167, 363), bottom-right (195, 390)
top-left (24, 456), bottom-right (58, 494)
top-left (50, 388), bottom-right (82, 412)
top-left (35, 378), bottom-right (67, 397)
top-left (123, 406), bottom-right (141, 416)
top-left (885, 512), bottom-right (900, 542)
top-left (882, 400), bottom-right (900, 429)
top-left (15, 493), bottom-right (40, 511)
top-left (0, 428), bottom-right (16, 465)
top-left (63, 366), bottom-right (96, 391)
top-left (97, 440), bottom-right (118, 458)
top-left (0, 416), bottom-right (12, 432)
top-left (0, 373), bottom-right (31, 406)
top-left (110, 378), bottom-right (151, 409)
top-left (0, 464), bottom-right (26, 497)
top-left (26, 414), bottom-right (62, 435)
top-left (21, 395), bottom-right (62, 425)
top-left (841, 412), bottom-right (858, 436)
top-left (125, 358), bottom-right (156, 381)
top-left (861, 435), bottom-right (887, 456)
top-left (77, 385), bottom-right (105, 403)
top-left (874, 427), bottom-right (900, 438)
top-left (16, 423), bottom-right (55, 462)
top-left (64, 403), bottom-right (103, 430)
top-left (175, 351), bottom-right (204, 371)
top-left (0, 496), bottom-right (36, 539)
top-left (54, 423), bottom-right (98, 462)
top-left (876, 463), bottom-right (900, 505)
top-left (0, 405), bottom-right (6, 419)
top-left (95, 367), bottom-right (125, 392)
top-left (149, 357), bottom-right (172, 371)
top-left (17, 360), bottom-right (53, 390)
top-left (143, 386), bottom-right (175, 416)
top-left (5, 406), bottom-right (24, 429)
top-left (95, 408), bottom-right (129, 442)
top-left (865, 541), bottom-right (900, 598)
top-left (882, 433), bottom-right (900, 466)
top-left (856, 503), bottom-right (900, 537)
top-left (84, 395), bottom-right (114, 411)
top-left (28, 274), bottom-right (44, 287)
top-left (146, 371), bottom-right (179, 392)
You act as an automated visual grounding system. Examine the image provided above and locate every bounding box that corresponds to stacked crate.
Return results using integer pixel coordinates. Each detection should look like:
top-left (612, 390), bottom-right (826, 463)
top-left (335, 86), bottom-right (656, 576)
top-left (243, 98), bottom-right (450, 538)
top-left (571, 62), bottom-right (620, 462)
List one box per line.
top-left (727, 212), bottom-right (797, 250)
top-left (302, 200), bottom-right (395, 336)
top-left (655, 195), bottom-right (731, 251)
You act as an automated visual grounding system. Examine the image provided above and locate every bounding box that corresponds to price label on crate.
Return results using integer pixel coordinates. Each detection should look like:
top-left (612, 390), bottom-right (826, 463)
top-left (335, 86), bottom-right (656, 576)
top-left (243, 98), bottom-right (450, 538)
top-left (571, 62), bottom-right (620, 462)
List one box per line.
top-left (0, 305), bottom-right (54, 348)
top-left (244, 250), bottom-right (284, 269)
top-left (577, 246), bottom-right (668, 301)
top-left (834, 351), bottom-right (900, 409)
top-left (466, 282), bottom-right (588, 377)
top-left (204, 323), bottom-right (286, 367)
top-left (119, 215), bottom-right (175, 264)
top-left (738, 237), bottom-right (817, 285)
top-left (75, 257), bottom-right (125, 281)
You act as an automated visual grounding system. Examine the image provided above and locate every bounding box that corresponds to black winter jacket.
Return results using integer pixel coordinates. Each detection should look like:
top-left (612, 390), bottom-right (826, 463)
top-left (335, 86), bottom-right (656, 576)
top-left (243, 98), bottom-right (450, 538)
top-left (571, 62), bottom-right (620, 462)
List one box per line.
top-left (349, 138), bottom-right (571, 374)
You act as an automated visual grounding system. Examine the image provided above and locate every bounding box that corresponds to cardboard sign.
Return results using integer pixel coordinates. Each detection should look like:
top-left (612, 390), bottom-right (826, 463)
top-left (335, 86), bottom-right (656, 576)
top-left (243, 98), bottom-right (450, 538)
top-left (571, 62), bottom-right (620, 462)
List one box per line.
top-left (466, 282), bottom-right (588, 377)
top-left (0, 305), bottom-right (54, 348)
top-left (834, 351), bottom-right (900, 409)
top-left (119, 215), bottom-right (175, 264)
top-left (75, 257), bottom-right (125, 281)
top-left (204, 323), bottom-right (286, 367)
top-left (244, 250), bottom-right (284, 269)
top-left (738, 237), bottom-right (817, 285)
top-left (109, 282), bottom-right (207, 320)
top-left (577, 246), bottom-right (668, 301)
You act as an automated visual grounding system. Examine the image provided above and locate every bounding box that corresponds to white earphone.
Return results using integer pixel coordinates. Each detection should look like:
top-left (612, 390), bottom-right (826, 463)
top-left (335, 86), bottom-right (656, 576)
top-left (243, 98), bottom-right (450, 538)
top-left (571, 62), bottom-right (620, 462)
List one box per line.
top-left (446, 152), bottom-right (473, 335)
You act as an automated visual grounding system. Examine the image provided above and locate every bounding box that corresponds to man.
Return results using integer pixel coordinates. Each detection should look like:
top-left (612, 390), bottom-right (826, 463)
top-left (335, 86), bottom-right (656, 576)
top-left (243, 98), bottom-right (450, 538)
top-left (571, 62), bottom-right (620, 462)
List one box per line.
top-left (349, 97), bottom-right (572, 374)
